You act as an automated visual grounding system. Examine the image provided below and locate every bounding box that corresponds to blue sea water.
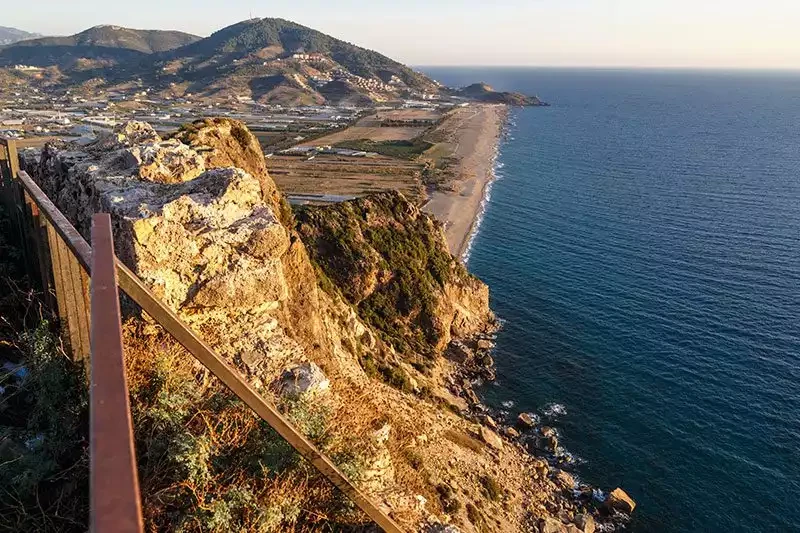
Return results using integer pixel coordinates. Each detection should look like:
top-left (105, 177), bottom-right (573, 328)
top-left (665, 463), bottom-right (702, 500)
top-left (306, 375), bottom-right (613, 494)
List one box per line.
top-left (422, 68), bottom-right (800, 532)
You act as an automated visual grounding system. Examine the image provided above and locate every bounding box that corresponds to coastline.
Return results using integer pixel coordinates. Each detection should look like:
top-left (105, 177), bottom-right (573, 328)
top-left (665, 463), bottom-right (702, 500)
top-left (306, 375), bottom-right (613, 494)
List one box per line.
top-left (422, 103), bottom-right (508, 259)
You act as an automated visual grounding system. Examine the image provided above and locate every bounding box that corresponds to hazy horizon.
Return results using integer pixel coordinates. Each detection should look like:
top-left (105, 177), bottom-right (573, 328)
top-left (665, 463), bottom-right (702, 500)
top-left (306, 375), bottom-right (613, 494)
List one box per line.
top-left (5, 0), bottom-right (800, 70)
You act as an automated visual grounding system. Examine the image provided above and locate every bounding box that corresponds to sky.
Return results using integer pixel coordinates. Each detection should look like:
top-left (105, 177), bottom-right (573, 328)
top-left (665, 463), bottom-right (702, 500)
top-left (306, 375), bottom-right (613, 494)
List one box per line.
top-left (5, 0), bottom-right (800, 69)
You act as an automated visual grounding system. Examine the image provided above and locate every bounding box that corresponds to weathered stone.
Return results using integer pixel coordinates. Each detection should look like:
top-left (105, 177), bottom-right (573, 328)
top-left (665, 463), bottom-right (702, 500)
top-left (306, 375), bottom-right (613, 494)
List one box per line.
top-left (480, 414), bottom-right (498, 429)
top-left (554, 470), bottom-right (576, 490)
top-left (464, 388), bottom-right (480, 405)
top-left (518, 412), bottom-right (537, 429)
top-left (476, 338), bottom-right (493, 350)
top-left (541, 426), bottom-right (557, 438)
top-left (607, 487), bottom-right (636, 514)
top-left (505, 427), bottom-right (521, 439)
top-left (447, 340), bottom-right (472, 363)
top-left (274, 362), bottom-right (330, 398)
top-left (479, 426), bottom-right (503, 451)
top-left (539, 517), bottom-right (567, 533)
top-left (574, 513), bottom-right (596, 533)
top-left (123, 139), bottom-right (206, 183)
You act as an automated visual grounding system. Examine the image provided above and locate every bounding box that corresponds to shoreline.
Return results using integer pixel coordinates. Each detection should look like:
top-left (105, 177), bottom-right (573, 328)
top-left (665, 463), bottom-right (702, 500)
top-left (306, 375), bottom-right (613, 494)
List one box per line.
top-left (422, 104), bottom-right (508, 259)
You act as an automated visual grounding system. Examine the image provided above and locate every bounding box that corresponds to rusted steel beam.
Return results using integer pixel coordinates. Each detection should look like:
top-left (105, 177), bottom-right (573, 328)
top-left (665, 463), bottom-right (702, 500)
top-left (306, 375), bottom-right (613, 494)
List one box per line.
top-left (114, 260), bottom-right (405, 533)
top-left (90, 214), bottom-right (143, 533)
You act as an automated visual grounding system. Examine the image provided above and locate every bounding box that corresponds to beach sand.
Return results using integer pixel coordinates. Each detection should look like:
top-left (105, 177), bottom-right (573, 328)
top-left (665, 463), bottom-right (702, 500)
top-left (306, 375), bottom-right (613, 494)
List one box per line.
top-left (423, 104), bottom-right (506, 259)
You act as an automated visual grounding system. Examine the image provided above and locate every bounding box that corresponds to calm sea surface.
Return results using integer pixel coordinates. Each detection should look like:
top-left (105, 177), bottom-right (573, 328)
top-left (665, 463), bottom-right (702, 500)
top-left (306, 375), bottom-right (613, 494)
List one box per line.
top-left (422, 68), bottom-right (800, 532)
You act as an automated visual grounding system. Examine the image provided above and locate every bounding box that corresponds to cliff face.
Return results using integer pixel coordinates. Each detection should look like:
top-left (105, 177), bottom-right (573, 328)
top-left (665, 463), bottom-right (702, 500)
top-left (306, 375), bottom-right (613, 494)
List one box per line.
top-left (21, 120), bottom-right (600, 533)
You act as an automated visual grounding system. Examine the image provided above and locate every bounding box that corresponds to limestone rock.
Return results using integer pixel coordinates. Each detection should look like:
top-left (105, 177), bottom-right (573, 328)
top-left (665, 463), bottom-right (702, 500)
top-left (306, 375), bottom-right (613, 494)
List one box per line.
top-left (518, 412), bottom-right (537, 429)
top-left (539, 517), bottom-right (568, 533)
top-left (479, 426), bottom-right (503, 451)
top-left (574, 513), bottom-right (596, 533)
top-left (476, 338), bottom-right (493, 350)
top-left (274, 362), bottom-right (330, 398)
top-left (123, 138), bottom-right (206, 183)
top-left (172, 117), bottom-right (281, 208)
top-left (480, 414), bottom-right (498, 430)
top-left (607, 487), bottom-right (636, 514)
top-left (554, 470), bottom-right (576, 490)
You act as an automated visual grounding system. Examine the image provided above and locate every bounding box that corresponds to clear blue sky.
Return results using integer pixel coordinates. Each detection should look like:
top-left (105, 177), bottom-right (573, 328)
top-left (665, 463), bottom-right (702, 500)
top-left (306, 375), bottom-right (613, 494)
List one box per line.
top-left (6, 0), bottom-right (800, 69)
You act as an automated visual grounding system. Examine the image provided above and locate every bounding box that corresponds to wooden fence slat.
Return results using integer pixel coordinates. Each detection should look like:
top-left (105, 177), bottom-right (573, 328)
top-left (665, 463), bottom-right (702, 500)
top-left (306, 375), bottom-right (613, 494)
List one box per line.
top-left (46, 223), bottom-right (74, 353)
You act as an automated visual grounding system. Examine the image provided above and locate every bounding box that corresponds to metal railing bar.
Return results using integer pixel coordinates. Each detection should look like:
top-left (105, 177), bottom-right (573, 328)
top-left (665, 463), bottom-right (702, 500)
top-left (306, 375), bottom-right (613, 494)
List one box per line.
top-left (89, 213), bottom-right (144, 533)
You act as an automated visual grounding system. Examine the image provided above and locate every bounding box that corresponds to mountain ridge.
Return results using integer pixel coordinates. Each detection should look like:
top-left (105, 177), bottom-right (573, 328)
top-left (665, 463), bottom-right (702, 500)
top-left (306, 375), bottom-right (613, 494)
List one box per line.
top-left (0, 19), bottom-right (544, 106)
top-left (0, 26), bottom-right (42, 46)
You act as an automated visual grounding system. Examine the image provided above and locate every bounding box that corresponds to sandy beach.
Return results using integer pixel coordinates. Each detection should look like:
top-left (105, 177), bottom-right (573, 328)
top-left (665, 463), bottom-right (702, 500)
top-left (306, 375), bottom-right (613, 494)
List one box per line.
top-left (422, 104), bottom-right (506, 259)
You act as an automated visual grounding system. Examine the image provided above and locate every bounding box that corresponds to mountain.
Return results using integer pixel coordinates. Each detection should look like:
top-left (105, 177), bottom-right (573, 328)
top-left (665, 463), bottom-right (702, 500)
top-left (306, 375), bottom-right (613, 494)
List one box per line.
top-left (0, 26), bottom-right (41, 46)
top-left (0, 19), bottom-right (544, 106)
top-left (0, 25), bottom-right (200, 68)
top-left (144, 18), bottom-right (440, 103)
top-left (456, 82), bottom-right (548, 106)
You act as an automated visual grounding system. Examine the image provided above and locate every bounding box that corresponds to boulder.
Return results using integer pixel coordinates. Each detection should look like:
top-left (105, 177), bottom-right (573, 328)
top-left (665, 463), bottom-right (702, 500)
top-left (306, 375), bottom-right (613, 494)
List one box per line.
top-left (574, 513), bottom-right (596, 533)
top-left (464, 388), bottom-right (480, 405)
top-left (274, 362), bottom-right (330, 398)
top-left (539, 517), bottom-right (568, 533)
top-left (480, 414), bottom-right (498, 430)
top-left (479, 426), bottom-right (504, 451)
top-left (518, 412), bottom-right (537, 429)
top-left (554, 470), bottom-right (576, 490)
top-left (476, 338), bottom-right (493, 351)
top-left (505, 427), bottom-right (521, 439)
top-left (447, 340), bottom-right (472, 363)
top-left (607, 487), bottom-right (636, 514)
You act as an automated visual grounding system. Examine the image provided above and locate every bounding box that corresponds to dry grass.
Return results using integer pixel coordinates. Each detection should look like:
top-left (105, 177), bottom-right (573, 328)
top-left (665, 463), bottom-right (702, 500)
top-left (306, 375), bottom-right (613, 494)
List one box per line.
top-left (122, 320), bottom-right (373, 532)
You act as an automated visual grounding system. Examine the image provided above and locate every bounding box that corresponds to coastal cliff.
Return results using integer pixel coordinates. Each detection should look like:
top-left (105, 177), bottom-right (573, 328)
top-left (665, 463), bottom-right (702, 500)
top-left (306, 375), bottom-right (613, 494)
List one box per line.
top-left (19, 120), bottom-right (627, 532)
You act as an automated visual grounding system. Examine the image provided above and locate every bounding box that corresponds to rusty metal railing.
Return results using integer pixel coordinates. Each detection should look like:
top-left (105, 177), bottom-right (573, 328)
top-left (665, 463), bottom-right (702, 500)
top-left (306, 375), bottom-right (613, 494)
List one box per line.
top-left (90, 213), bottom-right (144, 533)
top-left (0, 137), bottom-right (404, 533)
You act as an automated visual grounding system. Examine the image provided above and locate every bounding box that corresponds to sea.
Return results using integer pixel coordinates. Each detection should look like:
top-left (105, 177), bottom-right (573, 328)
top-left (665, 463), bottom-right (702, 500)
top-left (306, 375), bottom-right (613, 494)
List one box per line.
top-left (422, 67), bottom-right (800, 532)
